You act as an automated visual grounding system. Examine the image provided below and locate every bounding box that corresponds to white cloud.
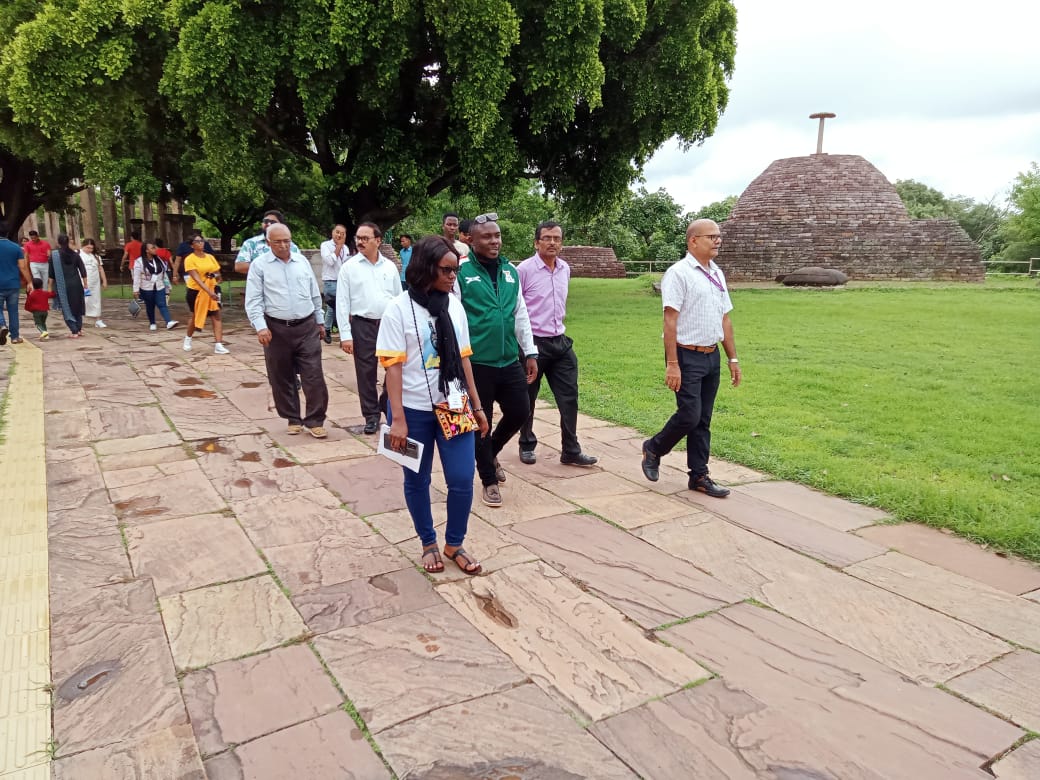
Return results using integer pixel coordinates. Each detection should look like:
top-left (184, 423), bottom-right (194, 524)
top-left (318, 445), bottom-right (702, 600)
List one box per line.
top-left (641, 0), bottom-right (1040, 212)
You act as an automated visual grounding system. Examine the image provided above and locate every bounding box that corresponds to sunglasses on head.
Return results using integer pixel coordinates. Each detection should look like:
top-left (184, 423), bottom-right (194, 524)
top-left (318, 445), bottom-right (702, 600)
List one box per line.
top-left (473, 212), bottom-right (498, 224)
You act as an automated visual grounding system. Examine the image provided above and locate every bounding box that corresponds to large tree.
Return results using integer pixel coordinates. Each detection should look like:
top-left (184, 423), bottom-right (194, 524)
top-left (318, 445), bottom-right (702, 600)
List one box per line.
top-left (1, 0), bottom-right (736, 232)
top-left (1000, 163), bottom-right (1040, 264)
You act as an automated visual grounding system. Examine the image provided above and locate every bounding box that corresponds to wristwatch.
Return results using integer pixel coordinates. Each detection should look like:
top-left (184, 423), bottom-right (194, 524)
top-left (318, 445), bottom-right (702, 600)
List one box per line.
top-left (728, 358), bottom-right (739, 364)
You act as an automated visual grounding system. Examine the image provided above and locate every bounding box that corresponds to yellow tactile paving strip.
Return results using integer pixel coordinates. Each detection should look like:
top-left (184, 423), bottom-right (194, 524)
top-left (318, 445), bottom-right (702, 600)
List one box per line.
top-left (0, 343), bottom-right (51, 777)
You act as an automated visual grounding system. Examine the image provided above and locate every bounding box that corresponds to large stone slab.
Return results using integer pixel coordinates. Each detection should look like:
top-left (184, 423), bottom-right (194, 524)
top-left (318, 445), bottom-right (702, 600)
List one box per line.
top-left (44, 410), bottom-right (93, 448)
top-left (468, 475), bottom-right (577, 527)
top-left (592, 681), bottom-right (882, 780)
top-left (948, 651), bottom-right (1040, 732)
top-left (181, 644), bottom-right (342, 755)
top-left (48, 526), bottom-right (130, 611)
top-left (50, 580), bottom-right (187, 756)
top-left (367, 504), bottom-right (448, 544)
top-left (107, 460), bottom-right (226, 523)
top-left (192, 433), bottom-right (322, 499)
top-left (314, 603), bottom-right (526, 732)
top-left (291, 568), bottom-right (443, 634)
top-left (992, 739), bottom-right (1040, 780)
top-left (98, 444), bottom-right (191, 472)
top-left (203, 710), bottom-right (390, 780)
top-left (680, 488), bottom-right (886, 567)
top-left (126, 513), bottom-right (266, 597)
top-left (581, 490), bottom-right (705, 529)
top-left (539, 471), bottom-right (647, 501)
top-left (638, 519), bottom-right (1010, 683)
top-left (88, 405), bottom-right (170, 440)
top-left (438, 560), bottom-right (709, 721)
top-left (664, 604), bottom-right (1021, 779)
top-left (264, 534), bottom-right (409, 595)
top-left (740, 479), bottom-right (889, 531)
top-left (306, 456), bottom-right (409, 517)
top-left (509, 513), bottom-right (741, 628)
top-left (377, 684), bottom-right (637, 780)
top-left (51, 724), bottom-right (205, 780)
top-left (262, 423), bottom-right (374, 464)
top-left (150, 380), bottom-right (261, 440)
top-left (93, 430), bottom-right (182, 456)
top-left (159, 576), bottom-right (309, 670)
top-left (856, 523), bottom-right (1040, 595)
top-left (847, 552), bottom-right (1040, 651)
top-left (231, 487), bottom-right (366, 547)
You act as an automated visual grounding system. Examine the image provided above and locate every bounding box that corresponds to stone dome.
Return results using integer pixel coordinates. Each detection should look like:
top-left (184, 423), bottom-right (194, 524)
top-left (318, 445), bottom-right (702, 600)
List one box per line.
top-left (719, 154), bottom-right (983, 282)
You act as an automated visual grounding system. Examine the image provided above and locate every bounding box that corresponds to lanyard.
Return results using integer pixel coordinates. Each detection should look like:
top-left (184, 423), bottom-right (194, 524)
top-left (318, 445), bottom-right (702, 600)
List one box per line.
top-left (697, 264), bottom-right (726, 293)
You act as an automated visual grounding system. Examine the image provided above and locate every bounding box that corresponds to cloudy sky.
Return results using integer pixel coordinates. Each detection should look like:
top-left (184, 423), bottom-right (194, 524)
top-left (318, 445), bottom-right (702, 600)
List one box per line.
top-left (641, 0), bottom-right (1040, 213)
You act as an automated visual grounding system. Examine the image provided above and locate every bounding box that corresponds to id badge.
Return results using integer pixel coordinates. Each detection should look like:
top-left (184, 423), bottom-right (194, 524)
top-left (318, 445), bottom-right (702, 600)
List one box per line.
top-left (447, 383), bottom-right (465, 411)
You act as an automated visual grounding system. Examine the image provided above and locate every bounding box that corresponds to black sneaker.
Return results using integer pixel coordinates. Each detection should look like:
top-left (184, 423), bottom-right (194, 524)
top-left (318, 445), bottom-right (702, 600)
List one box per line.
top-left (561, 452), bottom-right (598, 467)
top-left (519, 449), bottom-right (537, 465)
top-left (363, 418), bottom-right (379, 435)
top-left (641, 440), bottom-right (660, 482)
top-left (690, 474), bottom-right (730, 498)
top-left (0, 326), bottom-right (8, 346)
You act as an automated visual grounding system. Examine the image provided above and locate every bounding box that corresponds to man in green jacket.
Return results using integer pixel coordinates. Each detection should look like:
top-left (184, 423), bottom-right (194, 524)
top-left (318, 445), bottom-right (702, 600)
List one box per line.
top-left (457, 213), bottom-right (538, 507)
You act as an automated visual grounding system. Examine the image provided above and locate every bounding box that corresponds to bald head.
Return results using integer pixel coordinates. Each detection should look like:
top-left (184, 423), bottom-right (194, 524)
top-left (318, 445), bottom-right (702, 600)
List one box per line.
top-left (686, 219), bottom-right (722, 263)
top-left (266, 223), bottom-right (293, 260)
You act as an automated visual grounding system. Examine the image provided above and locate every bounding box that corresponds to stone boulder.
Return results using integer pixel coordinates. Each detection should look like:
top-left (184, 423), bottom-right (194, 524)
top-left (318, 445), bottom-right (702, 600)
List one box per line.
top-left (781, 267), bottom-right (848, 287)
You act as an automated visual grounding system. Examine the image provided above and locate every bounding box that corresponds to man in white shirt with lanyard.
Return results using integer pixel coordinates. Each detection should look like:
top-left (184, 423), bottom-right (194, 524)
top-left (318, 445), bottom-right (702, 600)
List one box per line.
top-left (641, 219), bottom-right (742, 498)
top-left (337, 221), bottom-right (403, 434)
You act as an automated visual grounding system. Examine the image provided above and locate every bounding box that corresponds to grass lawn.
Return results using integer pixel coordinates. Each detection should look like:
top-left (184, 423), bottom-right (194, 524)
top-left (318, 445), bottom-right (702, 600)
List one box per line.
top-left (565, 276), bottom-right (1040, 561)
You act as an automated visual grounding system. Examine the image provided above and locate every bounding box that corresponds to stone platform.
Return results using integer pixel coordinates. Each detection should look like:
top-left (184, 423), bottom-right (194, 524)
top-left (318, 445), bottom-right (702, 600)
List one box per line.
top-left (1, 305), bottom-right (1039, 779)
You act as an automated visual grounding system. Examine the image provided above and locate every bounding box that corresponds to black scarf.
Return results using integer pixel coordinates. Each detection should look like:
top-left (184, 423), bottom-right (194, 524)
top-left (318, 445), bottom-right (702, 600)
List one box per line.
top-left (142, 254), bottom-right (165, 277)
top-left (408, 286), bottom-right (464, 397)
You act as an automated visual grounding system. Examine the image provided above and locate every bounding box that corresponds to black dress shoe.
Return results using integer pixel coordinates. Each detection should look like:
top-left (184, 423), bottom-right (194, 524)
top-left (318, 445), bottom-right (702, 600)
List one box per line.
top-left (363, 419), bottom-right (379, 435)
top-left (690, 474), bottom-right (730, 498)
top-left (519, 449), bottom-right (537, 465)
top-left (641, 441), bottom-right (660, 482)
top-left (560, 452), bottom-right (598, 467)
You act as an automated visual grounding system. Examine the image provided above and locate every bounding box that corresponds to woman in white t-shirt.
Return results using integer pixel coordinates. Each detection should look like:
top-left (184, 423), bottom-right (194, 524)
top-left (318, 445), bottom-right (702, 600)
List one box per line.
top-left (79, 238), bottom-right (107, 327)
top-left (377, 236), bottom-right (488, 575)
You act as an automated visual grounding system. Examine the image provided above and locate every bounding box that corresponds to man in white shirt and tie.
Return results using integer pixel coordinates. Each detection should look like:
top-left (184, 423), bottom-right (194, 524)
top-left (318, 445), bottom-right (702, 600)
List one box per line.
top-left (337, 222), bottom-right (402, 434)
top-left (245, 223), bottom-right (329, 438)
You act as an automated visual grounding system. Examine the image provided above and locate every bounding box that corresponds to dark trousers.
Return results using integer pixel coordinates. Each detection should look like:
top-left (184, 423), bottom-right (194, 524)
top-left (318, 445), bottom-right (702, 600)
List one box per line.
top-left (32, 311), bottom-right (48, 333)
top-left (472, 360), bottom-right (530, 486)
top-left (518, 334), bottom-right (581, 457)
top-left (350, 315), bottom-right (386, 421)
top-left (647, 348), bottom-right (721, 477)
top-left (264, 318), bottom-right (329, 427)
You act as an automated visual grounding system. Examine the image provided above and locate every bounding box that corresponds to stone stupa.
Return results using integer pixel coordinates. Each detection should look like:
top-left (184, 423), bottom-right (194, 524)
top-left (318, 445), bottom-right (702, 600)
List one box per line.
top-left (719, 114), bottom-right (983, 282)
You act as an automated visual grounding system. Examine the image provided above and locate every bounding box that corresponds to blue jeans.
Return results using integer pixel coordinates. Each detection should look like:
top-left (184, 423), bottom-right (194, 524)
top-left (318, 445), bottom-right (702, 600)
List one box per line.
top-left (323, 281), bottom-right (337, 331)
top-left (140, 288), bottom-right (173, 325)
top-left (395, 405), bottom-right (475, 547)
top-left (0, 288), bottom-right (19, 339)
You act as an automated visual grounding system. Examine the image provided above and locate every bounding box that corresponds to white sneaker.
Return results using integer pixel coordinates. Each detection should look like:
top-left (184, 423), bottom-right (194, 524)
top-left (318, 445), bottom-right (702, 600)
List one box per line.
top-left (214, 342), bottom-right (230, 355)
top-left (95, 320), bottom-right (107, 328)
top-left (149, 324), bottom-right (157, 331)
top-left (183, 336), bottom-right (192, 351)
top-left (166, 320), bottom-right (178, 330)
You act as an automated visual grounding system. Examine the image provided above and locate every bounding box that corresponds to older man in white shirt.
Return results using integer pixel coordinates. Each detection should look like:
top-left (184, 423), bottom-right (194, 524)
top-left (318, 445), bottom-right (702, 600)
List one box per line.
top-left (245, 223), bottom-right (329, 438)
top-left (337, 221), bottom-right (402, 434)
top-left (640, 219), bottom-right (742, 498)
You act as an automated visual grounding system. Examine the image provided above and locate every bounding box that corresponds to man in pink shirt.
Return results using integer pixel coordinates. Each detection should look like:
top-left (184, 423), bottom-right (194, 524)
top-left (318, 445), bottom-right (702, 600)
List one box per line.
top-left (516, 221), bottom-right (597, 467)
top-left (22, 230), bottom-right (52, 287)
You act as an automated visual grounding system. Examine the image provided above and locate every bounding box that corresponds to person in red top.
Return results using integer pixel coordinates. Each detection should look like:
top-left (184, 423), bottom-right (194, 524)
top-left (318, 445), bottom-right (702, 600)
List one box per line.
top-left (22, 230), bottom-right (52, 286)
top-left (155, 238), bottom-right (172, 263)
top-left (120, 230), bottom-right (143, 273)
top-left (24, 278), bottom-right (56, 339)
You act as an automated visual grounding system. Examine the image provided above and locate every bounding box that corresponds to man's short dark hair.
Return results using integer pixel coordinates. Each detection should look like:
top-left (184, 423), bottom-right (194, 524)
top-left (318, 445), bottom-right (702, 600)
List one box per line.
top-left (535, 221), bottom-right (562, 242)
top-left (130, 230), bottom-right (141, 240)
top-left (0, 222), bottom-right (9, 238)
top-left (399, 233), bottom-right (412, 242)
top-left (442, 212), bottom-right (459, 223)
top-left (28, 229), bottom-right (39, 237)
top-left (263, 209), bottom-right (285, 223)
top-left (356, 221), bottom-right (383, 239)
top-left (459, 219), bottom-right (473, 234)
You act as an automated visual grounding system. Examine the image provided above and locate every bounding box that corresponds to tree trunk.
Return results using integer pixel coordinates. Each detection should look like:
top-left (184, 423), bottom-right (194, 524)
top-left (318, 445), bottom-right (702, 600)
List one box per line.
top-left (0, 149), bottom-right (43, 236)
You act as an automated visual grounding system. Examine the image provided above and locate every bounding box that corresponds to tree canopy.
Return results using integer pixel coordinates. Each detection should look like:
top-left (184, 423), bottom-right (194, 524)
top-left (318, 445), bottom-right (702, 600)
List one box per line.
top-left (1000, 163), bottom-right (1040, 264)
top-left (894, 179), bottom-right (1008, 259)
top-left (0, 0), bottom-right (736, 232)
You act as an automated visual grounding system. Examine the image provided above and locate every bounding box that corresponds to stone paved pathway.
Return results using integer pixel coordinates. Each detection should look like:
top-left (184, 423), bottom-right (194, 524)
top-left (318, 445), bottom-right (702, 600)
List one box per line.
top-left (2, 308), bottom-right (1040, 779)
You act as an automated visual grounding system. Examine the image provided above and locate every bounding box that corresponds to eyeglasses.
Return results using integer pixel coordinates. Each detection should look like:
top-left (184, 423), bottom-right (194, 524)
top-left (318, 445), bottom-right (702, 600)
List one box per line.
top-left (191, 238), bottom-right (204, 244)
top-left (696, 234), bottom-right (723, 242)
top-left (437, 265), bottom-right (459, 277)
top-left (538, 236), bottom-right (563, 244)
top-left (473, 212), bottom-right (499, 224)
top-left (269, 239), bottom-right (292, 246)
top-left (262, 219), bottom-right (277, 225)
top-left (355, 234), bottom-right (375, 242)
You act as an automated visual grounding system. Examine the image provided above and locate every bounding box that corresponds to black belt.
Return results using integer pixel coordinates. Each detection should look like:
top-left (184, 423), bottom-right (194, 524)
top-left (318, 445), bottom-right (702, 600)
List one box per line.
top-left (267, 314), bottom-right (315, 327)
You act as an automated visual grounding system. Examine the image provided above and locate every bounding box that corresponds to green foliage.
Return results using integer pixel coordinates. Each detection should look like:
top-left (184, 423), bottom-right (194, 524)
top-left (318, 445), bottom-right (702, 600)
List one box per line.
top-left (0, 0), bottom-right (736, 230)
top-left (689, 195), bottom-right (738, 224)
top-left (894, 179), bottom-right (950, 219)
top-left (1000, 163), bottom-right (1040, 264)
top-left (567, 278), bottom-right (1040, 560)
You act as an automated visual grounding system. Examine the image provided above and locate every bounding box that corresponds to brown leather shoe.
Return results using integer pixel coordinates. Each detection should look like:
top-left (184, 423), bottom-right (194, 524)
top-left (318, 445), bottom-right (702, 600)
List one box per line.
top-left (690, 474), bottom-right (730, 498)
